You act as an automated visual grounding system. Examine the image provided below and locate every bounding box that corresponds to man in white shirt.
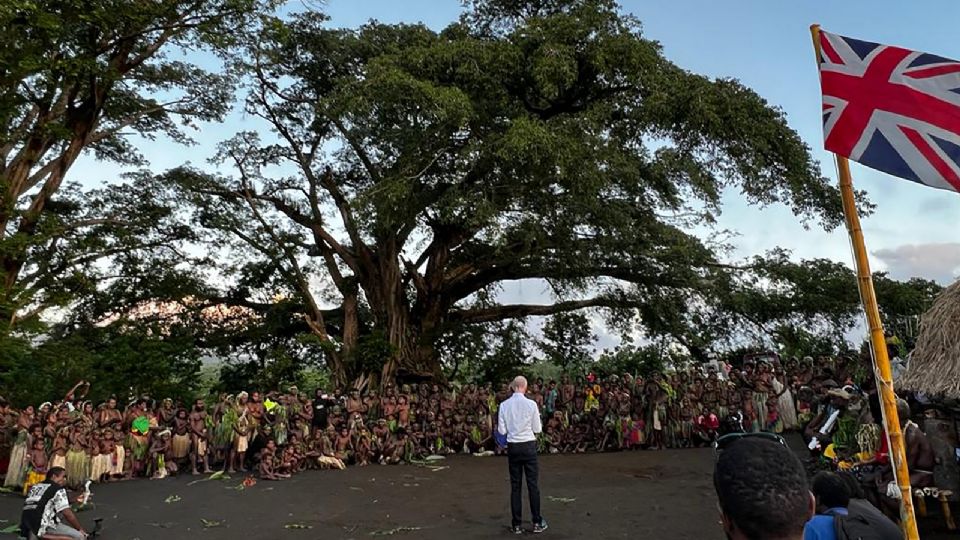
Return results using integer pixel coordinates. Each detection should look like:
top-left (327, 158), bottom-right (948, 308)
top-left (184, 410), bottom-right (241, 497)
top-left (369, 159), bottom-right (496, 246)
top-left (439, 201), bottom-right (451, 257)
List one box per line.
top-left (497, 376), bottom-right (548, 534)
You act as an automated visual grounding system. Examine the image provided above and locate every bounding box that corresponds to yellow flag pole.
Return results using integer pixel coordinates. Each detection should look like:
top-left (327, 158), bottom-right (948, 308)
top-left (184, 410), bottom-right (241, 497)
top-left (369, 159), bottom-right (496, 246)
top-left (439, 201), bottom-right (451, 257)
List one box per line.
top-left (810, 24), bottom-right (919, 539)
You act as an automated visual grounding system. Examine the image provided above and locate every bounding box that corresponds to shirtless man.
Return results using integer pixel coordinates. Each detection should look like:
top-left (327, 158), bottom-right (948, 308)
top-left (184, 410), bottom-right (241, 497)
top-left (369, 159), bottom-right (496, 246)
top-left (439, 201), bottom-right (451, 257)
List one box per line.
top-left (875, 399), bottom-right (935, 516)
top-left (123, 400), bottom-right (145, 433)
top-left (157, 398), bottom-right (176, 427)
top-left (98, 398), bottom-right (122, 430)
top-left (247, 392), bottom-right (265, 433)
top-left (188, 399), bottom-right (212, 475)
top-left (560, 376), bottom-right (576, 413)
top-left (383, 387), bottom-right (399, 418)
top-left (396, 396), bottom-right (411, 428)
top-left (346, 390), bottom-right (366, 416)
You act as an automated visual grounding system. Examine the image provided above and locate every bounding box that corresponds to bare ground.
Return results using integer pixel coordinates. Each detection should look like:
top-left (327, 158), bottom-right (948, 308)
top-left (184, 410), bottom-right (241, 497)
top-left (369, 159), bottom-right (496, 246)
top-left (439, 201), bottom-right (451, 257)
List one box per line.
top-left (0, 449), bottom-right (721, 540)
top-left (0, 446), bottom-right (952, 539)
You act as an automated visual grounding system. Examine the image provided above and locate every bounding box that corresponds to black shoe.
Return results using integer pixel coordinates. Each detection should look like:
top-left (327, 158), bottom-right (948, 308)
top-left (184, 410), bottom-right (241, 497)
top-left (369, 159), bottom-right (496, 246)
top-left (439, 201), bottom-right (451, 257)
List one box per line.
top-left (533, 520), bottom-right (548, 533)
top-left (511, 525), bottom-right (524, 534)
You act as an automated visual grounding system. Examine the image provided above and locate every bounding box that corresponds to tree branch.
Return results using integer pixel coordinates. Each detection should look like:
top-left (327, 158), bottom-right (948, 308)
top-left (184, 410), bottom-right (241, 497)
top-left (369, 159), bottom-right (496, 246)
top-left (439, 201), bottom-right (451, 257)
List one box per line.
top-left (449, 296), bottom-right (633, 324)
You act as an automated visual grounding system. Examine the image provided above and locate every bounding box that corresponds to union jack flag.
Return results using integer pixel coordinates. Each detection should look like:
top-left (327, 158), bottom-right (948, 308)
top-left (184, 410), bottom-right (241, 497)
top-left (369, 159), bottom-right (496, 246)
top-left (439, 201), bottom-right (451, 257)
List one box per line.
top-left (818, 30), bottom-right (960, 193)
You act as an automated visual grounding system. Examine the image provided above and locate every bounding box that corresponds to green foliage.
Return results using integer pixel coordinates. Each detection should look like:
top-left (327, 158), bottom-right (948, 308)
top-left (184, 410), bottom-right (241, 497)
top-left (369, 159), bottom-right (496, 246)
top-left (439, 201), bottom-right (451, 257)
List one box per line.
top-left (593, 344), bottom-right (676, 378)
top-left (773, 324), bottom-right (852, 360)
top-left (539, 312), bottom-right (595, 373)
top-left (440, 320), bottom-right (533, 384)
top-left (0, 0), bottom-right (278, 333)
top-left (0, 321), bottom-right (202, 407)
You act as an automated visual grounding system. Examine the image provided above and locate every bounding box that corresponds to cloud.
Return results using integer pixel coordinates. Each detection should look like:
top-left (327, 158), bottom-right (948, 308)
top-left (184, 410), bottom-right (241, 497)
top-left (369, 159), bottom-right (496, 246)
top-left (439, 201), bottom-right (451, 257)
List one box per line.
top-left (918, 195), bottom-right (958, 215)
top-left (872, 243), bottom-right (960, 284)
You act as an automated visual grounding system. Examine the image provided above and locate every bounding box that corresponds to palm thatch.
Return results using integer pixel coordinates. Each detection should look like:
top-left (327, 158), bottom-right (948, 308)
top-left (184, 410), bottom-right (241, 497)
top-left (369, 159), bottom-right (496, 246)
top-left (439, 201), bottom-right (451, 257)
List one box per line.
top-left (900, 280), bottom-right (960, 398)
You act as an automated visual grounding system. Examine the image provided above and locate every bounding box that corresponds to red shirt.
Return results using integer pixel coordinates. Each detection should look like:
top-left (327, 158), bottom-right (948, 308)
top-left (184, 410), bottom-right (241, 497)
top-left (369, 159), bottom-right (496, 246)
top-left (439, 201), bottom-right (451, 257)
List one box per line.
top-left (698, 414), bottom-right (720, 430)
top-left (875, 429), bottom-right (889, 465)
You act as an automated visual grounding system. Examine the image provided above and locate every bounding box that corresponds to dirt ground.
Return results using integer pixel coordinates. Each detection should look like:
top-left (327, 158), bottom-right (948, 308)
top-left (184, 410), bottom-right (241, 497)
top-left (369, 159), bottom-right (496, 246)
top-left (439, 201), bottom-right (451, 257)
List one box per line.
top-left (0, 449), bottom-right (723, 540)
top-left (0, 447), bottom-right (954, 539)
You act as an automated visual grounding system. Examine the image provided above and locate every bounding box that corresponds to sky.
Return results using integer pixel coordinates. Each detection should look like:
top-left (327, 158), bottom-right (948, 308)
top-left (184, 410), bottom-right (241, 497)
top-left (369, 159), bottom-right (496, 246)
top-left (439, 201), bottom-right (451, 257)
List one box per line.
top-left (69, 0), bottom-right (960, 346)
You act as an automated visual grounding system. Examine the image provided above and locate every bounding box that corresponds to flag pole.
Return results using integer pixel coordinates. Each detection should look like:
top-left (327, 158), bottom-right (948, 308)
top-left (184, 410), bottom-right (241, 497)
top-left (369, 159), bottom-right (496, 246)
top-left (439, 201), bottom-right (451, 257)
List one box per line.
top-left (810, 24), bottom-right (919, 539)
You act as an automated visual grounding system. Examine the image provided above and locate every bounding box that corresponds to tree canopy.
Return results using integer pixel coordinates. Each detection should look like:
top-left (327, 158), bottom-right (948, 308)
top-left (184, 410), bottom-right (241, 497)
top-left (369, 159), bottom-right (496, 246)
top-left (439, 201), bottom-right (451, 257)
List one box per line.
top-left (0, 0), bottom-right (945, 403)
top-left (161, 0), bottom-right (852, 387)
top-left (0, 0), bottom-right (276, 332)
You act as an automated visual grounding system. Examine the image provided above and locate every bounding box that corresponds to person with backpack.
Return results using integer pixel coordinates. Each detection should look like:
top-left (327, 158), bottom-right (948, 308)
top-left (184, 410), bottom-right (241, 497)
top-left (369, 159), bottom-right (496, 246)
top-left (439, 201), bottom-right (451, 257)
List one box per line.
top-left (805, 471), bottom-right (903, 540)
top-left (714, 437), bottom-right (812, 540)
top-left (836, 471), bottom-right (903, 540)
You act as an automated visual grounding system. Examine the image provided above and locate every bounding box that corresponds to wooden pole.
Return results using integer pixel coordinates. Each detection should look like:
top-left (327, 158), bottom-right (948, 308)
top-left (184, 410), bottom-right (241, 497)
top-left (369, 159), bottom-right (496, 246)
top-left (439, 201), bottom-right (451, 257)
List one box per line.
top-left (810, 24), bottom-right (920, 540)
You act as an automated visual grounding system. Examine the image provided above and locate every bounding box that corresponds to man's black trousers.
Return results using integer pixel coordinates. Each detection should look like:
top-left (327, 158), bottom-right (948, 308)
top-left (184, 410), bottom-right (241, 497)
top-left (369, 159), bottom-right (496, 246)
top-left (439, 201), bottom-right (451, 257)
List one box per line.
top-left (507, 441), bottom-right (541, 527)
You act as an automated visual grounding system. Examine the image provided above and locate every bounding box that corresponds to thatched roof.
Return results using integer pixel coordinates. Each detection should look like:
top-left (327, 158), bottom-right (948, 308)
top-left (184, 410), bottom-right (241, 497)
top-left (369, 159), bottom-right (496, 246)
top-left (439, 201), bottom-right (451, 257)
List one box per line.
top-left (900, 280), bottom-right (960, 398)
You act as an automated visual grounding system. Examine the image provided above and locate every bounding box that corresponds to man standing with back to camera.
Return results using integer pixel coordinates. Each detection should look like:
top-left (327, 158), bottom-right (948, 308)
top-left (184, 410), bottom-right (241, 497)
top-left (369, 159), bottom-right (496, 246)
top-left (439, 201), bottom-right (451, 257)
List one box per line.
top-left (498, 376), bottom-right (548, 534)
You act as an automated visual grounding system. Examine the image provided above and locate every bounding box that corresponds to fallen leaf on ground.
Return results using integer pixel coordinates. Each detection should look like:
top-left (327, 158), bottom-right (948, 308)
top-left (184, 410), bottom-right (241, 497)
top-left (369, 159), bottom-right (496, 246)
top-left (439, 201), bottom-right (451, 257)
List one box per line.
top-left (284, 523), bottom-right (312, 529)
top-left (187, 472), bottom-right (231, 486)
top-left (201, 519), bottom-right (223, 528)
top-left (148, 522), bottom-right (175, 529)
top-left (0, 524), bottom-right (19, 534)
top-left (547, 496), bottom-right (577, 503)
top-left (369, 526), bottom-right (423, 536)
top-left (164, 495), bottom-right (182, 503)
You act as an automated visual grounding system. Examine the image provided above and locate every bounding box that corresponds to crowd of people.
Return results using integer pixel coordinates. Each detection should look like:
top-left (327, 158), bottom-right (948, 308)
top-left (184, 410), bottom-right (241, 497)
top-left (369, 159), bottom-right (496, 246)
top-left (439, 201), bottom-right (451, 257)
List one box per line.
top-left (0, 353), bottom-right (877, 493)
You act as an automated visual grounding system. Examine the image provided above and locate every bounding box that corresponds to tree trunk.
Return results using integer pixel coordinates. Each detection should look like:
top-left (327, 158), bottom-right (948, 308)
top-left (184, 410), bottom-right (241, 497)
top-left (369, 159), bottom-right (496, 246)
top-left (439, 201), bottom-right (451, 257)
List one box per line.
top-left (341, 280), bottom-right (359, 360)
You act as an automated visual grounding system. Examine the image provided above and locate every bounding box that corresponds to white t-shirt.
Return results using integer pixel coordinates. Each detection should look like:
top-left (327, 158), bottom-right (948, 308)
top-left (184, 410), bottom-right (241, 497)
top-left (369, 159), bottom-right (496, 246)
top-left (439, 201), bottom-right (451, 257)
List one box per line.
top-left (23, 483), bottom-right (70, 536)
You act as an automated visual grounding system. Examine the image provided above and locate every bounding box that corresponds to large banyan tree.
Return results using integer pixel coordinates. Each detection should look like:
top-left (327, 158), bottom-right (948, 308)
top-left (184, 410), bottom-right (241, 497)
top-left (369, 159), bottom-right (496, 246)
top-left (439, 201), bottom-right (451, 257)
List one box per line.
top-left (165, 0), bottom-right (846, 387)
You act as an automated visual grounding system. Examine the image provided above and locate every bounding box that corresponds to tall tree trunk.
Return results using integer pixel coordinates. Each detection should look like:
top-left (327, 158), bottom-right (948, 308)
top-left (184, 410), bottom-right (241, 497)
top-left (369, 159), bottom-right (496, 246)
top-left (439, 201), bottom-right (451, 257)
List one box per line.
top-left (342, 280), bottom-right (359, 360)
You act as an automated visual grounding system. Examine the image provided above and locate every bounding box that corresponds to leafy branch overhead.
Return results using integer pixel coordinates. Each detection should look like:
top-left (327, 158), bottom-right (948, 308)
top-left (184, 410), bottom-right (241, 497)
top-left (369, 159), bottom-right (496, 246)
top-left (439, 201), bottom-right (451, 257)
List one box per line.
top-left (0, 0), bottom-right (278, 329)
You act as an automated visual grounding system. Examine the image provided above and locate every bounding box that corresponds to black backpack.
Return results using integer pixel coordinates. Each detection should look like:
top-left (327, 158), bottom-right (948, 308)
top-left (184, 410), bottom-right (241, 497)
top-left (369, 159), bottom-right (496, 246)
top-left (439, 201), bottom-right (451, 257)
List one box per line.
top-left (833, 508), bottom-right (904, 540)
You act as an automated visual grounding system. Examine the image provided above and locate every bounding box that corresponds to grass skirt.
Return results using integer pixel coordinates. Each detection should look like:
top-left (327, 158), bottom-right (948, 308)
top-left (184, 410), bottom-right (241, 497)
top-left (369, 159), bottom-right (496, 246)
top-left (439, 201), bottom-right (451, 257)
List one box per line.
top-left (89, 454), bottom-right (111, 481)
top-left (172, 434), bottom-right (191, 459)
top-left (66, 449), bottom-right (90, 489)
top-left (3, 436), bottom-right (28, 487)
top-left (51, 454), bottom-right (66, 470)
top-left (109, 446), bottom-right (125, 476)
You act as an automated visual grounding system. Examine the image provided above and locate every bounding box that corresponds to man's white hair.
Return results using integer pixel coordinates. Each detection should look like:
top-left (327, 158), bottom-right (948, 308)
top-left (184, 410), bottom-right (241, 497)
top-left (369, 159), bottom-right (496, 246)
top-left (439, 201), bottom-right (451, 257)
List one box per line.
top-left (509, 376), bottom-right (528, 392)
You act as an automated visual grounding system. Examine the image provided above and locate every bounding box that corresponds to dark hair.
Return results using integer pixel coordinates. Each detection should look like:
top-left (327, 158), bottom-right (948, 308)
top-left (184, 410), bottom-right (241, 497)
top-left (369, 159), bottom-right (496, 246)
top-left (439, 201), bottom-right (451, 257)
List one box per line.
top-left (46, 467), bottom-right (66, 481)
top-left (811, 472), bottom-right (850, 509)
top-left (714, 438), bottom-right (810, 540)
top-left (836, 471), bottom-right (865, 499)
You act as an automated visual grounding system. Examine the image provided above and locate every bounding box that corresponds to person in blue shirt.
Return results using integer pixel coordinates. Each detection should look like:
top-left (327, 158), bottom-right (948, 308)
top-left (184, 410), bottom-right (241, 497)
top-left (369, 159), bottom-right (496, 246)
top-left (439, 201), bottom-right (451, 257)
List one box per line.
top-left (804, 472), bottom-right (850, 540)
